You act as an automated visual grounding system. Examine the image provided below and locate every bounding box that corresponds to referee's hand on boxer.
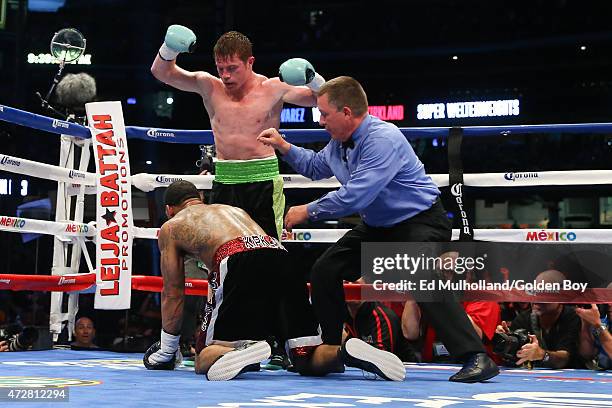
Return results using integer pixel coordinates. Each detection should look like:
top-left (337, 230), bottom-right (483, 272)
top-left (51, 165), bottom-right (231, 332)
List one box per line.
top-left (257, 128), bottom-right (291, 155)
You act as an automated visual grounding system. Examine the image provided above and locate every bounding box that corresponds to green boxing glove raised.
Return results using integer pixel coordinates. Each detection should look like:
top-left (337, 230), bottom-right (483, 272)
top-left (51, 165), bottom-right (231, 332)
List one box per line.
top-left (279, 58), bottom-right (325, 92)
top-left (159, 25), bottom-right (197, 61)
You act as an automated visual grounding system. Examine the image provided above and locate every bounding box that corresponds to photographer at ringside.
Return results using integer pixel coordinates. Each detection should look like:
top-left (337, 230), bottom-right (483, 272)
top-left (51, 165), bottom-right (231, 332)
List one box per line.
top-left (0, 324), bottom-right (39, 352)
top-left (495, 269), bottom-right (580, 369)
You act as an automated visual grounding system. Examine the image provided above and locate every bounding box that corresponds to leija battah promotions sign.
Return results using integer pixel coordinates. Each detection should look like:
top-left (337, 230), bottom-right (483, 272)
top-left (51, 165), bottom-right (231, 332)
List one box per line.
top-left (361, 242), bottom-right (612, 303)
top-left (86, 102), bottom-right (133, 310)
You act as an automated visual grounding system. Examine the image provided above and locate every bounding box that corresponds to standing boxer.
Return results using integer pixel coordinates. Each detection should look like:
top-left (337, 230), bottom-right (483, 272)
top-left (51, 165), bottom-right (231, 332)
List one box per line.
top-left (152, 28), bottom-right (324, 239)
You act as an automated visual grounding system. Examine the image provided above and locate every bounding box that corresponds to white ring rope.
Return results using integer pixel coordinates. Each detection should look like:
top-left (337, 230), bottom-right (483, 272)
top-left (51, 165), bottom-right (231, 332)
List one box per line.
top-left (3, 152), bottom-right (612, 191)
top-left (1, 216), bottom-right (609, 244)
top-left (120, 227), bottom-right (612, 244)
top-left (0, 153), bottom-right (95, 186)
top-left (0, 216), bottom-right (94, 240)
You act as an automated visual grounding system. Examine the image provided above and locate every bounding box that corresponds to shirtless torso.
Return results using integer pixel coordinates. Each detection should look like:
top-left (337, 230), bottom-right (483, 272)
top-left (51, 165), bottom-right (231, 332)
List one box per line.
top-left (204, 74), bottom-right (284, 160)
top-left (159, 202), bottom-right (266, 271)
top-left (151, 54), bottom-right (315, 160)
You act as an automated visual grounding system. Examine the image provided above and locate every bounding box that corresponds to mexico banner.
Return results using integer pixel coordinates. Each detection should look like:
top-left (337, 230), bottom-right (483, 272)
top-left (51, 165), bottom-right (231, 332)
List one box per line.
top-left (86, 102), bottom-right (133, 309)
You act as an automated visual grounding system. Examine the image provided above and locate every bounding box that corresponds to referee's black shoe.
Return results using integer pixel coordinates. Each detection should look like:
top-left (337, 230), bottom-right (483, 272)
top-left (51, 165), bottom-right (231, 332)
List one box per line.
top-left (449, 352), bottom-right (499, 383)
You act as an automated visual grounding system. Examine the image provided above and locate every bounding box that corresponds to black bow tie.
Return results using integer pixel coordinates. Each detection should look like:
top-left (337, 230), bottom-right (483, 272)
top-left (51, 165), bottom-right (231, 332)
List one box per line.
top-left (342, 139), bottom-right (354, 150)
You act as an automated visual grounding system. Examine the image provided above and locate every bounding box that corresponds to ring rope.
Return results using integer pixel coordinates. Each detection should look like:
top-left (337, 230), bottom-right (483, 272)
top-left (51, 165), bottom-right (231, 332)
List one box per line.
top-left (0, 153), bottom-right (96, 185)
top-left (0, 215), bottom-right (609, 244)
top-left (0, 216), bottom-right (94, 240)
top-left (1, 273), bottom-right (609, 303)
top-left (3, 152), bottom-right (612, 191)
top-left (4, 103), bottom-right (612, 143)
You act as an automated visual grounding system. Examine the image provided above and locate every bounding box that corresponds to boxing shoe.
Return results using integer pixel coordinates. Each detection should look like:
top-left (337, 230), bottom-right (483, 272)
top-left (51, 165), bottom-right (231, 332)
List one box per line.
top-left (264, 353), bottom-right (291, 370)
top-left (339, 338), bottom-right (405, 381)
top-left (449, 352), bottom-right (500, 383)
top-left (206, 340), bottom-right (271, 381)
top-left (263, 337), bottom-right (290, 370)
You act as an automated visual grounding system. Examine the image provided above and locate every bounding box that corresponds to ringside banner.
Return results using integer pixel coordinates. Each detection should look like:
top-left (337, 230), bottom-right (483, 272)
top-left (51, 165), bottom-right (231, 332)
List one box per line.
top-left (86, 102), bottom-right (133, 310)
top-left (361, 242), bottom-right (612, 303)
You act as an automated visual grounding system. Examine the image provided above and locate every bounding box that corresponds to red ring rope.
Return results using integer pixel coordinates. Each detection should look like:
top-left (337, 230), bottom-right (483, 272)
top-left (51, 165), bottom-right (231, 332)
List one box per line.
top-left (0, 273), bottom-right (609, 303)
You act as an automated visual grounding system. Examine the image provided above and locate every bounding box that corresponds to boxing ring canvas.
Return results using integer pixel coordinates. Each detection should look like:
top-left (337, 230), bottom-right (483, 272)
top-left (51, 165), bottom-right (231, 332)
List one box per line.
top-left (1, 349), bottom-right (611, 407)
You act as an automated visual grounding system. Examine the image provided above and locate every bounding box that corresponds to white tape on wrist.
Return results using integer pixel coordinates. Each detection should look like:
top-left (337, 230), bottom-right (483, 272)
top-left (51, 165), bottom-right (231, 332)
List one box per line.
top-left (160, 329), bottom-right (180, 354)
top-left (158, 43), bottom-right (179, 61)
top-left (307, 73), bottom-right (325, 92)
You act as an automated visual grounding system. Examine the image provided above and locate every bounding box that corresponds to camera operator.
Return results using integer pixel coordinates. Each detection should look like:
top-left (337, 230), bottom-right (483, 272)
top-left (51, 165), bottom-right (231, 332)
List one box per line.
top-left (495, 270), bottom-right (580, 369)
top-left (0, 324), bottom-right (39, 352)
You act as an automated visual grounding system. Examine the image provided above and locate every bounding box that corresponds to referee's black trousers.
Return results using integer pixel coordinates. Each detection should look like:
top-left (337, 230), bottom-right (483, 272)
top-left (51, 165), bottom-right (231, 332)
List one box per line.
top-left (309, 200), bottom-right (484, 359)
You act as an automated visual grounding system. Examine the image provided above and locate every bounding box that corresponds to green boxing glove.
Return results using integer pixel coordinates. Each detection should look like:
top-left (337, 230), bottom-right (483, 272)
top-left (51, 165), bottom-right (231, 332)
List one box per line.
top-left (159, 25), bottom-right (197, 61)
top-left (279, 58), bottom-right (325, 92)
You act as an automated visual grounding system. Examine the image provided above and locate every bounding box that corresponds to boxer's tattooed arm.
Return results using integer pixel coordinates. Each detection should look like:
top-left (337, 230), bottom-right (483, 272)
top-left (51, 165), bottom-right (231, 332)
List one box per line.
top-left (159, 223), bottom-right (185, 335)
top-left (158, 225), bottom-right (169, 252)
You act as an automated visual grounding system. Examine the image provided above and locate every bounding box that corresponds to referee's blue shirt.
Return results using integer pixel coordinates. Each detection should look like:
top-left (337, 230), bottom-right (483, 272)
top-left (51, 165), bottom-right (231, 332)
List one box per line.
top-left (282, 114), bottom-right (440, 227)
